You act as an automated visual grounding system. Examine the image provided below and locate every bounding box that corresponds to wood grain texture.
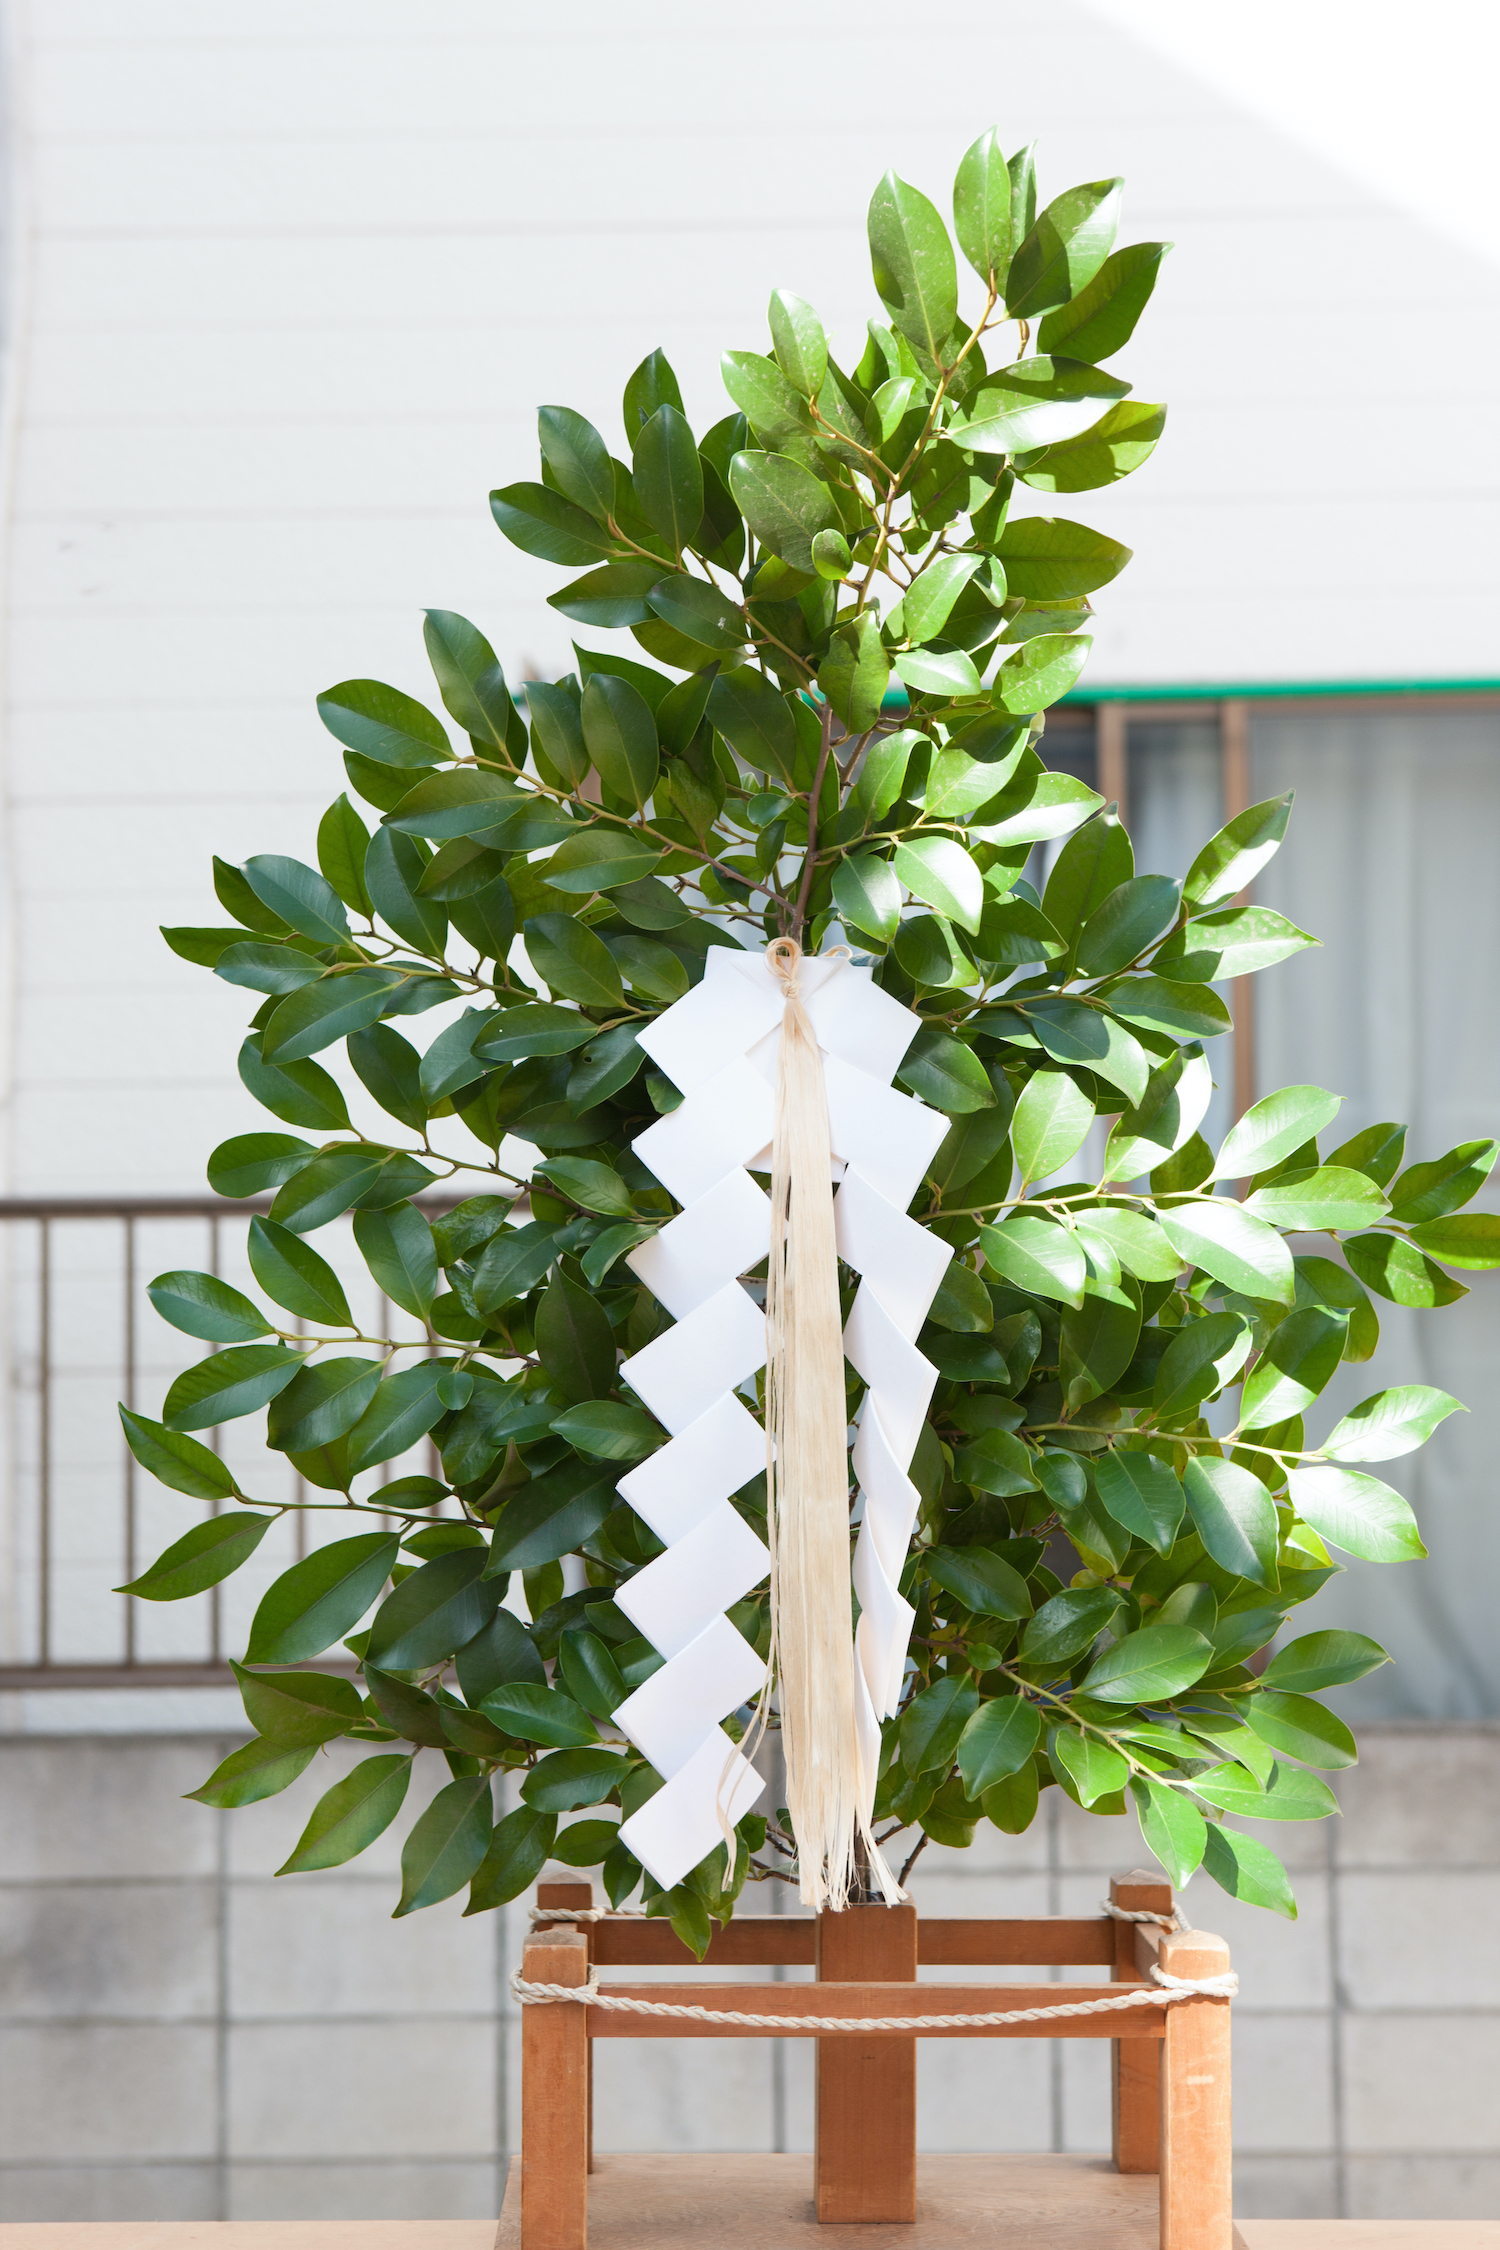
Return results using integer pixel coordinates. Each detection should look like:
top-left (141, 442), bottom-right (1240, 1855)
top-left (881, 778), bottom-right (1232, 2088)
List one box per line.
top-left (583, 1980), bottom-right (1165, 2038)
top-left (1158, 1925), bottom-right (1234, 2250)
top-left (815, 1901), bottom-right (917, 2222)
top-left (585, 1915), bottom-right (1115, 1967)
top-left (1111, 1869), bottom-right (1171, 2176)
top-left (522, 1928), bottom-right (590, 2250)
top-left (537, 1882), bottom-right (597, 2178)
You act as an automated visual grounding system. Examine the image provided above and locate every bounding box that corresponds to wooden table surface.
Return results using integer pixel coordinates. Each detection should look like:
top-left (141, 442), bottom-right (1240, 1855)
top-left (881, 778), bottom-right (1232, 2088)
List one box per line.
top-left (1, 2155), bottom-right (1495, 2250)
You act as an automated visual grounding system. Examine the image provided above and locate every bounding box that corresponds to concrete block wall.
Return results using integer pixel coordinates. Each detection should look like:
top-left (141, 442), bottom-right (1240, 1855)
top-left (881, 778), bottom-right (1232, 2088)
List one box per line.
top-left (0, 1723), bottom-right (1496, 2220)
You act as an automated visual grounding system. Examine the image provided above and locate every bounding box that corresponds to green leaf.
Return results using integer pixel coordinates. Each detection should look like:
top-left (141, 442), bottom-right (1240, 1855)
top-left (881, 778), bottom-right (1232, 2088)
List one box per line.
top-left (214, 942), bottom-right (323, 997)
top-left (490, 480), bottom-right (619, 566)
top-left (1130, 1775), bottom-right (1206, 1888)
top-left (1343, 1232), bottom-right (1468, 1309)
top-left (1081, 1623), bottom-right (1212, 1703)
top-left (1038, 238), bottom-right (1170, 359)
top-left (1262, 1631), bottom-right (1389, 1694)
top-left (162, 925), bottom-right (259, 968)
top-left (383, 766), bottom-right (525, 841)
top-left (730, 450), bottom-right (838, 575)
top-left (146, 1270), bottom-right (272, 1344)
top-left (903, 554), bottom-right (982, 646)
top-left (455, 1608), bottom-right (545, 1704)
top-left (316, 679), bottom-right (452, 768)
top-left (720, 349), bottom-right (815, 445)
top-left (347, 1023), bottom-right (426, 1130)
top-left (1182, 1457), bottom-right (1279, 1587)
top-left (1192, 1760), bottom-right (1338, 1823)
top-left (579, 674), bottom-right (660, 810)
top-left (467, 1806), bottom-right (558, 1913)
top-left (1154, 905), bottom-right (1317, 984)
top-left (278, 1753), bottom-right (413, 1875)
top-left (1158, 1200), bottom-right (1295, 1306)
top-left (633, 405), bottom-right (704, 551)
top-left (520, 1746), bottom-right (631, 1811)
top-left (470, 1222), bottom-right (559, 1314)
top-left (1409, 1214), bottom-right (1500, 1270)
top-left (1286, 1465), bottom-right (1426, 1564)
top-left (982, 1760), bottom-right (1040, 1834)
top-left (535, 1273), bottom-right (618, 1403)
top-left (991, 633), bottom-right (1093, 714)
top-left (1021, 1586), bottom-right (1121, 1667)
top-left (705, 669), bottom-right (797, 785)
top-left (1076, 875), bottom-right (1180, 978)
top-left (239, 1036), bottom-right (351, 1133)
top-left (646, 575), bottom-right (745, 654)
top-left (1102, 1046), bottom-right (1213, 1182)
top-left (1074, 1208), bottom-right (1180, 1284)
top-left (979, 1214), bottom-right (1086, 1308)
top-left (867, 169), bottom-right (958, 358)
top-left (957, 1696), bottom-right (1039, 1796)
top-left (567, 1025), bottom-right (647, 1111)
top-left (117, 1512), bottom-right (272, 1602)
top-left (924, 1545), bottom-right (1032, 1619)
top-left (768, 289), bottom-right (828, 399)
top-left (473, 1004), bottom-right (595, 1064)
top-left (1241, 1308), bottom-right (1349, 1428)
top-left (261, 968), bottom-right (413, 1064)
top-left (821, 614), bottom-right (891, 732)
top-left (953, 1426), bottom-right (1037, 1497)
top-left (345, 1363), bottom-right (452, 1475)
top-left (605, 934), bottom-right (689, 1005)
top-left (535, 1158), bottom-right (636, 1219)
top-left (1183, 793), bottom-right (1293, 909)
top-left (395, 1774), bottom-right (493, 1917)
top-left (1060, 1289), bottom-right (1141, 1412)
top-left (559, 1628), bottom-right (629, 1718)
top-left (163, 1343), bottom-right (303, 1432)
top-left (624, 349), bottom-right (685, 436)
top-left (1051, 1729), bottom-right (1128, 1808)
top-left (118, 1406), bottom-right (239, 1501)
top-left (267, 1357), bottom-right (383, 1455)
top-left (1245, 1691), bottom-right (1358, 1771)
top-left (949, 358), bottom-right (1130, 455)
top-left (247, 1218), bottom-right (353, 1327)
top-left (186, 1738), bottom-right (317, 1810)
top-left (1006, 179), bottom-right (1121, 318)
top-left (1093, 1452), bottom-right (1184, 1554)
top-left (207, 1132), bottom-right (315, 1200)
top-left (899, 1674), bottom-right (979, 1776)
top-left (1388, 1139), bottom-right (1498, 1223)
top-left (1023, 997), bottom-right (1148, 1103)
top-left (894, 645), bottom-right (982, 701)
top-left (233, 1661), bottom-right (364, 1747)
top-left (953, 127), bottom-right (1014, 289)
top-left (538, 405), bottom-right (615, 520)
top-left (550, 1819), bottom-right (622, 1867)
top-left (995, 516), bottom-right (1131, 601)
top-left (897, 1025), bottom-right (996, 1113)
top-left (488, 1459), bottom-right (620, 1570)
top-left (352, 1202), bottom-right (438, 1322)
top-left (1200, 1824), bottom-right (1296, 1918)
top-left (528, 681), bottom-right (589, 788)
top-left (1017, 400), bottom-right (1166, 493)
top-left (524, 913), bottom-right (625, 1009)
top-left (366, 1548), bottom-right (503, 1670)
top-left (1153, 1313), bottom-right (1253, 1417)
top-left (927, 1258), bottom-right (994, 1332)
top-left (1243, 1167), bottom-right (1390, 1231)
top-left (477, 1680), bottom-right (598, 1747)
top-left (1323, 1386), bottom-right (1464, 1463)
top-left (1325, 1123), bottom-right (1407, 1189)
top-left (246, 1532), bottom-right (400, 1664)
top-left (832, 853), bottom-right (901, 944)
top-left (893, 837), bottom-right (984, 934)
top-left (242, 855), bottom-right (350, 946)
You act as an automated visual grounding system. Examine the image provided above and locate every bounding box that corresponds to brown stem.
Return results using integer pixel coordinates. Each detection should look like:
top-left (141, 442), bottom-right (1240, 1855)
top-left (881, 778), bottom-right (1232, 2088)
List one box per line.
top-left (898, 1831), bottom-right (929, 1886)
top-left (790, 700), bottom-right (836, 945)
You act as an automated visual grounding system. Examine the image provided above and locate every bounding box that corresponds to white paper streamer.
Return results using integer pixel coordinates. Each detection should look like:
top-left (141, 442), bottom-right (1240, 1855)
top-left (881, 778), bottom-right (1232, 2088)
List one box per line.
top-left (614, 947), bottom-right (953, 1892)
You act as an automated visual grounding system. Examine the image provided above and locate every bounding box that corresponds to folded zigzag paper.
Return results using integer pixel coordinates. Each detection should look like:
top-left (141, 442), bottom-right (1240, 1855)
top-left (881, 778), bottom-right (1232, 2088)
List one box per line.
top-left (612, 947), bottom-right (953, 1890)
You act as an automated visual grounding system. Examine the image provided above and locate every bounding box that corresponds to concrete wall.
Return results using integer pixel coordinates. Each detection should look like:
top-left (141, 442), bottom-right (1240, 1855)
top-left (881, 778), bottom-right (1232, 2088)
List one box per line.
top-left (0, 1724), bottom-right (1495, 2222)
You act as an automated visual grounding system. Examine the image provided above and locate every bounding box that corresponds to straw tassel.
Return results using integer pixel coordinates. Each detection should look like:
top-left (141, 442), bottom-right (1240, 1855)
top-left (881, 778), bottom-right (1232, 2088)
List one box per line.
top-left (762, 938), bottom-right (901, 1912)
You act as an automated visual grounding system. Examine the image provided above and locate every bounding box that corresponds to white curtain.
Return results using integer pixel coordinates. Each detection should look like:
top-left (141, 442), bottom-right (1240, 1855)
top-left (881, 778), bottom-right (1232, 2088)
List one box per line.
top-left (1248, 706), bottom-right (1500, 1717)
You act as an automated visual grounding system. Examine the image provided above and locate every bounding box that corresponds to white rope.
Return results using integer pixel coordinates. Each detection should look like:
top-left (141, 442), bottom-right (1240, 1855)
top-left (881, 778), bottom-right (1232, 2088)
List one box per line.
top-left (528, 1907), bottom-right (644, 1926)
top-left (1100, 1897), bottom-right (1193, 1934)
top-left (510, 1960), bottom-right (1236, 2030)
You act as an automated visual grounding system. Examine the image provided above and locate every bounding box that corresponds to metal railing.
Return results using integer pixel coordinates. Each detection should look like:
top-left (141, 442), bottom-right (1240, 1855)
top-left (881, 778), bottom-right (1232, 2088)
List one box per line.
top-left (0, 1195), bottom-right (457, 1688)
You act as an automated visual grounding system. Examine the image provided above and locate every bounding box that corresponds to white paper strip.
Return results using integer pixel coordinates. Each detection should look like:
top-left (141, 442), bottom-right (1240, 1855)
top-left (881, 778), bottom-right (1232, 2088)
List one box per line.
top-left (617, 1392), bottom-right (765, 1547)
top-left (619, 1278), bottom-right (766, 1434)
top-left (613, 1614), bottom-right (766, 1779)
top-left (615, 1501), bottom-right (770, 1658)
top-left (628, 1168), bottom-right (771, 1320)
top-left (619, 1726), bottom-right (766, 1891)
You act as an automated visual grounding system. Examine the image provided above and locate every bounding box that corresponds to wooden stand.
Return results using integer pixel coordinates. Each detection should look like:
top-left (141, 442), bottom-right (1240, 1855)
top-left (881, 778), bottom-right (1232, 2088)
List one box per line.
top-left (515, 1872), bottom-right (1233, 2249)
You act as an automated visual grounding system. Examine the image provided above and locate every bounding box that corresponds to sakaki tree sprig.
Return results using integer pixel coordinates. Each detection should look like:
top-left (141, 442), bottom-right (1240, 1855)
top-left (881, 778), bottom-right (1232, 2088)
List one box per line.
top-left (125, 128), bottom-right (1497, 1952)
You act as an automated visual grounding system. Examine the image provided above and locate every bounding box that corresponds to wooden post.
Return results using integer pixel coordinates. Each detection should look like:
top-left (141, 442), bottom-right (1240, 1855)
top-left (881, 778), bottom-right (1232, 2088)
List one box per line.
top-left (814, 1901), bottom-right (918, 2222)
top-left (537, 1882), bottom-right (596, 2174)
top-left (1110, 1868), bottom-right (1171, 2174)
top-left (1157, 1924), bottom-right (1233, 2250)
top-left (521, 1925), bottom-right (590, 2250)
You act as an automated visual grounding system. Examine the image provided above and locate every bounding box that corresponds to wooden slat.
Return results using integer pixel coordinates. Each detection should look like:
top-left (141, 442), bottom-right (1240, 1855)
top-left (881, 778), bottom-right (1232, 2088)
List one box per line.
top-left (1158, 1926), bottom-right (1234, 2250)
top-left (1111, 1870), bottom-right (1170, 2176)
top-left (521, 1928), bottom-right (590, 2250)
top-left (585, 1914), bottom-right (1114, 1967)
top-left (585, 1980), bottom-right (1166, 2039)
top-left (816, 1902), bottom-right (916, 2223)
top-left (537, 1883), bottom-right (596, 2178)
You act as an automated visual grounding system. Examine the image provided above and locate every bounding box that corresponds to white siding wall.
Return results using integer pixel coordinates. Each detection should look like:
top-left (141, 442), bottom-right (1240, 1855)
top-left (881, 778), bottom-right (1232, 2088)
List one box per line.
top-left (4, 0), bottom-right (1499, 1194)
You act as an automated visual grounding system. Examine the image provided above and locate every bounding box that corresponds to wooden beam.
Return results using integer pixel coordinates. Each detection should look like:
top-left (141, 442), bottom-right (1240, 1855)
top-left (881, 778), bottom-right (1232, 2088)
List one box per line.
top-left (1158, 1925), bottom-right (1233, 2250)
top-left (1110, 1870), bottom-right (1170, 2176)
top-left (585, 1980), bottom-right (1166, 2039)
top-left (586, 1915), bottom-right (1116, 1968)
top-left (816, 1901), bottom-right (917, 2222)
top-left (538, 1883), bottom-right (597, 2175)
top-left (521, 1927), bottom-right (590, 2250)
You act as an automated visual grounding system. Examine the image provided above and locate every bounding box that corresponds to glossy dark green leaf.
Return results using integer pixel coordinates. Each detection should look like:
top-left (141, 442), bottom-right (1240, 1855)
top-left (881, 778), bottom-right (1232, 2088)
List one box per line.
top-left (953, 127), bottom-right (1013, 288)
top-left (345, 1363), bottom-right (452, 1475)
top-left (897, 1025), bottom-right (995, 1113)
top-left (633, 405), bottom-right (704, 551)
top-left (581, 674), bottom-right (659, 811)
top-left (519, 1746), bottom-right (631, 1810)
top-left (1192, 1760), bottom-right (1338, 1822)
top-left (923, 1545), bottom-right (1032, 1620)
top-left (545, 828), bottom-right (662, 894)
top-left (1023, 998), bottom-right (1147, 1103)
top-left (238, 1036), bottom-right (351, 1132)
top-left (394, 1774), bottom-right (493, 1917)
top-left (768, 289), bottom-right (827, 399)
top-left (490, 481), bottom-right (619, 566)
top-left (242, 855), bottom-right (350, 946)
top-left (1158, 1200), bottom-right (1295, 1307)
top-left (267, 1357), bottom-right (382, 1455)
top-left (246, 1532), bottom-right (400, 1663)
top-left (116, 1511), bottom-right (273, 1602)
top-left (1245, 1690), bottom-right (1358, 1771)
top-left (232, 1661), bottom-right (364, 1746)
top-left (1182, 1457), bottom-right (1279, 1588)
top-left (365, 827), bottom-right (448, 957)
top-left (1200, 1824), bottom-right (1296, 1918)
top-left (316, 679), bottom-right (452, 768)
top-left (1262, 1630), bottom-right (1389, 1694)
top-left (1093, 1451), bottom-right (1184, 1554)
top-left (1075, 875), bottom-right (1180, 978)
top-left (995, 516), bottom-right (1130, 601)
top-left (538, 405), bottom-right (615, 521)
top-left (1153, 1313), bottom-right (1253, 1417)
top-left (278, 1753), bottom-right (413, 1875)
top-left (1017, 399), bottom-right (1167, 493)
top-left (1388, 1139), bottom-right (1498, 1223)
top-left (207, 1132), bottom-right (315, 1200)
top-left (867, 169), bottom-right (959, 357)
top-left (351, 1202), bottom-right (438, 1321)
top-left (118, 1406), bottom-right (239, 1501)
top-left (466, 1806), bottom-right (558, 1913)
top-left (146, 1270), bottom-right (272, 1344)
top-left (422, 609), bottom-right (522, 756)
top-left (487, 1459), bottom-right (620, 1571)
top-left (729, 450), bottom-right (839, 575)
top-left (247, 1219), bottom-right (353, 1327)
top-left (719, 350), bottom-right (815, 446)
top-left (956, 1695), bottom-right (1038, 1796)
top-left (261, 968), bottom-right (412, 1064)
top-left (647, 573), bottom-right (746, 653)
top-left (899, 1673), bottom-right (979, 1776)
top-left (484, 1684), bottom-right (598, 1749)
top-left (163, 1343), bottom-right (303, 1432)
top-left (186, 1738), bottom-right (317, 1810)
top-left (1037, 239), bottom-right (1171, 361)
top-left (535, 1273), bottom-right (617, 1403)
top-left (548, 560), bottom-right (660, 629)
top-left (979, 1214), bottom-right (1086, 1308)
top-left (473, 1004), bottom-right (594, 1064)
top-left (1241, 1307), bottom-right (1348, 1429)
top-left (1051, 1729), bottom-right (1128, 1808)
top-left (1343, 1231), bottom-right (1468, 1309)
top-left (1183, 794), bottom-right (1293, 909)
top-left (1006, 178), bottom-right (1121, 318)
top-left (1285, 1465), bottom-right (1426, 1563)
top-left (214, 942), bottom-right (323, 997)
top-left (367, 1547), bottom-right (503, 1670)
top-left (1130, 1775), bottom-right (1206, 1887)
top-left (1010, 1067), bottom-right (1093, 1183)
top-left (455, 1608), bottom-right (545, 1705)
top-left (1082, 1623), bottom-right (1211, 1703)
top-left (559, 1627), bottom-right (628, 1717)
top-left (705, 668), bottom-right (797, 785)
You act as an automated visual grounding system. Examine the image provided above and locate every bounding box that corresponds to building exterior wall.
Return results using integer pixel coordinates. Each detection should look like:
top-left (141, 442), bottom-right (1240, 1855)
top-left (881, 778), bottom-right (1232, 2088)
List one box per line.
top-left (0, 1726), bottom-right (1496, 2222)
